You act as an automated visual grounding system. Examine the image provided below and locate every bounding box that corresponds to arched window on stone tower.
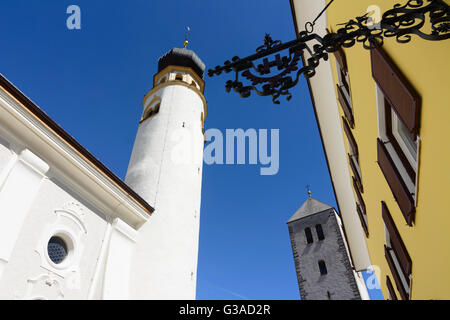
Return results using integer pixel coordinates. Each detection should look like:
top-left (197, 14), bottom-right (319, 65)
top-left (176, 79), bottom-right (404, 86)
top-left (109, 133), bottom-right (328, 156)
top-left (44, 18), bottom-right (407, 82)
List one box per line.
top-left (304, 227), bottom-right (313, 244)
top-left (318, 260), bottom-right (328, 275)
top-left (315, 224), bottom-right (325, 241)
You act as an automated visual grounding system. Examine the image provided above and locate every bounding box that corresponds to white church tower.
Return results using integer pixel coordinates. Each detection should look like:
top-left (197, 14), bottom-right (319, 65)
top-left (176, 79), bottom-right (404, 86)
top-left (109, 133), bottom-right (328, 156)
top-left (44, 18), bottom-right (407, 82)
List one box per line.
top-left (0, 44), bottom-right (206, 299)
top-left (125, 47), bottom-right (207, 299)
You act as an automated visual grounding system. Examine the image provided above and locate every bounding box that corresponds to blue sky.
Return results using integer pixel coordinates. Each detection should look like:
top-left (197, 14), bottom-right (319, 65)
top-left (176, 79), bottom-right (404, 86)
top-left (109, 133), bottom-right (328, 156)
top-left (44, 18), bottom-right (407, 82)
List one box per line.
top-left (0, 0), bottom-right (382, 300)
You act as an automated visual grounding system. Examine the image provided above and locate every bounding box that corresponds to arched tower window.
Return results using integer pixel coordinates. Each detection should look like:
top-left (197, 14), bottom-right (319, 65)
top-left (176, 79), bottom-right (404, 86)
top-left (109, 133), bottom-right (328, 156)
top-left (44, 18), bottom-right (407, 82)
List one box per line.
top-left (191, 80), bottom-right (199, 89)
top-left (175, 74), bottom-right (184, 82)
top-left (141, 103), bottom-right (160, 122)
top-left (318, 260), bottom-right (328, 275)
top-left (304, 227), bottom-right (313, 244)
top-left (158, 76), bottom-right (167, 85)
top-left (319, 260), bottom-right (328, 275)
top-left (315, 224), bottom-right (325, 241)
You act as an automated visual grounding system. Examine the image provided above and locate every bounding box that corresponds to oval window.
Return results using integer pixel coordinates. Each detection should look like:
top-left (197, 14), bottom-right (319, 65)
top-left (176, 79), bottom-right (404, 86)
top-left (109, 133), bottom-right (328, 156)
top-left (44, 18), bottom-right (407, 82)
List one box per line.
top-left (47, 236), bottom-right (68, 264)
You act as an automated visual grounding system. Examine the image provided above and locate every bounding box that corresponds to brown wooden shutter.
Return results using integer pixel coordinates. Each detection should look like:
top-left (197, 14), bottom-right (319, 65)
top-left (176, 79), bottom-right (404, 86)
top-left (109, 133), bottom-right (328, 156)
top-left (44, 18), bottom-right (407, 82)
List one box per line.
top-left (371, 47), bottom-right (420, 140)
top-left (352, 177), bottom-right (366, 213)
top-left (342, 116), bottom-right (358, 158)
top-left (382, 201), bottom-right (412, 278)
top-left (349, 154), bottom-right (363, 193)
top-left (386, 276), bottom-right (398, 300)
top-left (344, 113), bottom-right (363, 192)
top-left (328, 28), bottom-right (348, 73)
top-left (334, 47), bottom-right (347, 73)
top-left (356, 203), bottom-right (369, 237)
top-left (352, 176), bottom-right (368, 235)
top-left (337, 84), bottom-right (354, 128)
top-left (384, 245), bottom-right (409, 300)
top-left (377, 139), bottom-right (415, 225)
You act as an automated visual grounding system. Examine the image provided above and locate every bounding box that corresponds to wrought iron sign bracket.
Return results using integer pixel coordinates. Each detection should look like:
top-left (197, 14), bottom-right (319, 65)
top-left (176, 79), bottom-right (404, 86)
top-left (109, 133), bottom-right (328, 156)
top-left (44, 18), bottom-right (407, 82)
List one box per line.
top-left (208, 0), bottom-right (449, 104)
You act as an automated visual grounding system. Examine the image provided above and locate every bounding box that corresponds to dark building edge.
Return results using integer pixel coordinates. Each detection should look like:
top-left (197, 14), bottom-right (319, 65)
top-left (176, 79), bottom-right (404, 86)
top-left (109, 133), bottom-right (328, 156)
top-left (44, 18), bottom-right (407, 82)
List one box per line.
top-left (288, 0), bottom-right (360, 272)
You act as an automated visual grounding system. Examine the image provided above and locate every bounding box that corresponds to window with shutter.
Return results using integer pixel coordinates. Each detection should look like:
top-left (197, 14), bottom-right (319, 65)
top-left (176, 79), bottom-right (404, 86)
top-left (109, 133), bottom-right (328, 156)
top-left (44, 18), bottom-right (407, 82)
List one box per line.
top-left (342, 116), bottom-right (358, 159)
top-left (386, 276), bottom-right (398, 300)
top-left (377, 138), bottom-right (415, 225)
top-left (385, 245), bottom-right (409, 300)
top-left (337, 84), bottom-right (354, 128)
top-left (349, 153), bottom-right (363, 193)
top-left (382, 202), bottom-right (412, 300)
top-left (353, 177), bottom-right (368, 237)
top-left (371, 47), bottom-right (420, 140)
top-left (333, 45), bottom-right (354, 128)
top-left (382, 202), bottom-right (412, 277)
top-left (356, 203), bottom-right (369, 237)
top-left (384, 100), bottom-right (417, 182)
top-left (343, 116), bottom-right (363, 193)
top-left (372, 46), bottom-right (420, 226)
top-left (334, 46), bottom-right (347, 74)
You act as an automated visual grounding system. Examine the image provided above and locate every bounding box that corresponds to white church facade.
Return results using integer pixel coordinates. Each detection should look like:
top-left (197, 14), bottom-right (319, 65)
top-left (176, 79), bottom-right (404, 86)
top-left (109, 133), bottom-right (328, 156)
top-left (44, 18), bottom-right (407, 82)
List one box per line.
top-left (0, 47), bottom-right (206, 300)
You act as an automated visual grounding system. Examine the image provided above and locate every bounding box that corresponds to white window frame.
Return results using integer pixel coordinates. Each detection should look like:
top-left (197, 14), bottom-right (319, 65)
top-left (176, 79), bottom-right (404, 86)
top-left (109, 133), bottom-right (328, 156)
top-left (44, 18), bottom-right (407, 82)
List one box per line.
top-left (375, 85), bottom-right (420, 205)
top-left (391, 109), bottom-right (418, 169)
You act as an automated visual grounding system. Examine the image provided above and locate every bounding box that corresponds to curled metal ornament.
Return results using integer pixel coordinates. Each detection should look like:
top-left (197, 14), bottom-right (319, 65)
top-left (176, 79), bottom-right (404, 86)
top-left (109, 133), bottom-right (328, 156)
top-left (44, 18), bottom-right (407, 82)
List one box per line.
top-left (256, 34), bottom-right (282, 53)
top-left (208, 0), bottom-right (449, 104)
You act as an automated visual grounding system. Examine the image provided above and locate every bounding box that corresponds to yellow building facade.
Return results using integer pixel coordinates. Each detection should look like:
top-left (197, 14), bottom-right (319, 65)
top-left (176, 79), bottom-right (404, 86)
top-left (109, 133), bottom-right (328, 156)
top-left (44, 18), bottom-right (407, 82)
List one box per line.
top-left (291, 0), bottom-right (450, 299)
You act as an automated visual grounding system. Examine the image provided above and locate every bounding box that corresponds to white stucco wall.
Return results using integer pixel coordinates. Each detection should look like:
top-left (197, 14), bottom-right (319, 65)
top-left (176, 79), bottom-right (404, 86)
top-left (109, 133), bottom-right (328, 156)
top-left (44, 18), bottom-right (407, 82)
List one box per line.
top-left (0, 136), bottom-right (12, 171)
top-left (0, 137), bottom-right (16, 277)
top-left (0, 171), bottom-right (109, 299)
top-left (0, 80), bottom-right (148, 300)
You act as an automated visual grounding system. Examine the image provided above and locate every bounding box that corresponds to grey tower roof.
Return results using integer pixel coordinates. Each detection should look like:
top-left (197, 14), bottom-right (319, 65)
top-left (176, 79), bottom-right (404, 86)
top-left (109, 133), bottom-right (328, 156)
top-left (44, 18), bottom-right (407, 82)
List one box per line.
top-left (287, 197), bottom-right (334, 223)
top-left (158, 48), bottom-right (206, 79)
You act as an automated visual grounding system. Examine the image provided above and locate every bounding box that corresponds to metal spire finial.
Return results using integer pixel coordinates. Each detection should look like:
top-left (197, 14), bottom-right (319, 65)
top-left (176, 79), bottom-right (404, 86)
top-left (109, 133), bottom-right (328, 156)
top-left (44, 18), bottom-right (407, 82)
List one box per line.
top-left (305, 184), bottom-right (312, 198)
top-left (184, 26), bottom-right (190, 48)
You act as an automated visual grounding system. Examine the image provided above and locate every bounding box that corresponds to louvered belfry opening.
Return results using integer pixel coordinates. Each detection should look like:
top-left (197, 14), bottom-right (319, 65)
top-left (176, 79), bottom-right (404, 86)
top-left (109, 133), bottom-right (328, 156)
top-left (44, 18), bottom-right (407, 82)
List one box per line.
top-left (305, 227), bottom-right (314, 244)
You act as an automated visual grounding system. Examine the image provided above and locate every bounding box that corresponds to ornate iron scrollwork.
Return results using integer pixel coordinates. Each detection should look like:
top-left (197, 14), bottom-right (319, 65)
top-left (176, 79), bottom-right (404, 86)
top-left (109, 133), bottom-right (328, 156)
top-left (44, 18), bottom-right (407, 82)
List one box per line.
top-left (208, 0), bottom-right (449, 104)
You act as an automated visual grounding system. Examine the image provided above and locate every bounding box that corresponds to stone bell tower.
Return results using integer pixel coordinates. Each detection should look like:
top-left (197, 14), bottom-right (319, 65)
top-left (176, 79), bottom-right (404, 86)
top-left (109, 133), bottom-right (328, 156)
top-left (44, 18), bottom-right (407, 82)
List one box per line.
top-left (125, 47), bottom-right (207, 299)
top-left (287, 195), bottom-right (368, 300)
